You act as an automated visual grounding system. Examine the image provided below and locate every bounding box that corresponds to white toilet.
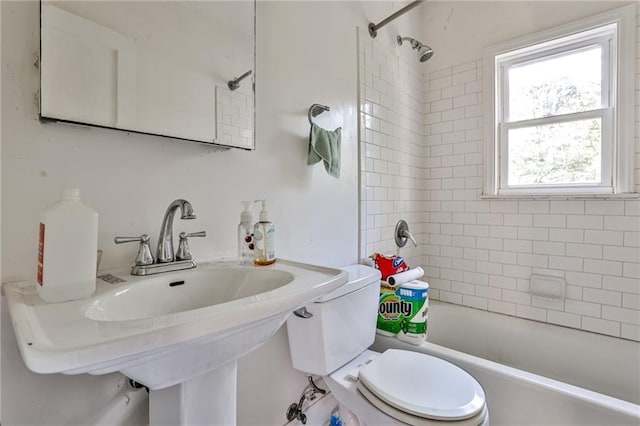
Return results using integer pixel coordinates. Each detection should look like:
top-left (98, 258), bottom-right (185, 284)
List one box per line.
top-left (286, 264), bottom-right (489, 425)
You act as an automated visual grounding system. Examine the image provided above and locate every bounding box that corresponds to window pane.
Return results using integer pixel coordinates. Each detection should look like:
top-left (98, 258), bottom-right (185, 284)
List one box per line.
top-left (507, 118), bottom-right (601, 186)
top-left (508, 46), bottom-right (601, 122)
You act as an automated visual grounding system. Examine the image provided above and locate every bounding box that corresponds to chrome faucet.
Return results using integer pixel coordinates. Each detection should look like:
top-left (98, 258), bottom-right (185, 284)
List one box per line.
top-left (114, 199), bottom-right (206, 276)
top-left (156, 199), bottom-right (196, 263)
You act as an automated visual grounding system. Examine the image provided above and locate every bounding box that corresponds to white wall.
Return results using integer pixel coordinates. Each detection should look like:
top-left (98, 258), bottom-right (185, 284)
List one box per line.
top-left (361, 1), bottom-right (640, 342)
top-left (1, 1), bottom-right (420, 424)
top-left (418, 1), bottom-right (632, 74)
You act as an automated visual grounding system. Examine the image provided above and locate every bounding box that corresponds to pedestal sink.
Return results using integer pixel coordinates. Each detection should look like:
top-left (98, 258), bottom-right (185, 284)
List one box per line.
top-left (3, 259), bottom-right (347, 425)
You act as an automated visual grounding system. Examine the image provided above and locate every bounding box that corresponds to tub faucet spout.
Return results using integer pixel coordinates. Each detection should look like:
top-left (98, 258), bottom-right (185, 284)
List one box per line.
top-left (156, 199), bottom-right (196, 263)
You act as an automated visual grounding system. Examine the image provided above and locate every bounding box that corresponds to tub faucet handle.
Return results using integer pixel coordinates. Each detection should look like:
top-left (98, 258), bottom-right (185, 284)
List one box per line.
top-left (395, 220), bottom-right (418, 248)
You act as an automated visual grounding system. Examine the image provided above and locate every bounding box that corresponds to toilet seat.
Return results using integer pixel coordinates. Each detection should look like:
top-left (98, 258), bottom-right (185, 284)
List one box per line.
top-left (357, 383), bottom-right (489, 426)
top-left (355, 349), bottom-right (487, 425)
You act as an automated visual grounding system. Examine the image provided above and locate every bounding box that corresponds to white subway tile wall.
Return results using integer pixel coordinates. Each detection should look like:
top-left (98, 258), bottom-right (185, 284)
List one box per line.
top-left (215, 86), bottom-right (253, 148)
top-left (359, 11), bottom-right (640, 341)
top-left (359, 33), bottom-right (425, 268)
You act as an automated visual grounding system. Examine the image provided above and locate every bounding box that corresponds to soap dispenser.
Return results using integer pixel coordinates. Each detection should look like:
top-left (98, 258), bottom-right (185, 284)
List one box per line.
top-left (238, 201), bottom-right (254, 265)
top-left (253, 199), bottom-right (276, 266)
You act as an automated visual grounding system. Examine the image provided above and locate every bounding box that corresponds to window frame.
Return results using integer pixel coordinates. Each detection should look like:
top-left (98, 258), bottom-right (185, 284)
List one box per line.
top-left (483, 4), bottom-right (636, 198)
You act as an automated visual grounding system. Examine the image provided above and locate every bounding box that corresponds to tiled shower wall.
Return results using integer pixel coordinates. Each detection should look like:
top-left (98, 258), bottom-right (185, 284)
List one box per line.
top-left (359, 10), bottom-right (640, 342)
top-left (359, 31), bottom-right (426, 268)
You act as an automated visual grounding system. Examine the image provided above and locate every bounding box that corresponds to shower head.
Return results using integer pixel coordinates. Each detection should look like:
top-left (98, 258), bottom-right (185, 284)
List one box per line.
top-left (416, 44), bottom-right (434, 62)
top-left (397, 35), bottom-right (434, 63)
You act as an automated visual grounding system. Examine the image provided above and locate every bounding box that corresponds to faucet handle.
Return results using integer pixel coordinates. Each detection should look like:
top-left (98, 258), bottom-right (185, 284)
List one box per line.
top-left (114, 234), bottom-right (154, 266)
top-left (394, 220), bottom-right (418, 248)
top-left (175, 231), bottom-right (207, 261)
top-left (184, 231), bottom-right (207, 238)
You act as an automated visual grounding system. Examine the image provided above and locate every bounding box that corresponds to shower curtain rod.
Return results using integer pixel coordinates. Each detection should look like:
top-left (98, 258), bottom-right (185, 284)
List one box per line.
top-left (368, 0), bottom-right (425, 38)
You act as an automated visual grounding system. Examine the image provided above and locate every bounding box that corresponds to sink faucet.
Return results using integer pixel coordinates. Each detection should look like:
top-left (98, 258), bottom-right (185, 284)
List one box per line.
top-left (115, 199), bottom-right (206, 276)
top-left (156, 199), bottom-right (196, 263)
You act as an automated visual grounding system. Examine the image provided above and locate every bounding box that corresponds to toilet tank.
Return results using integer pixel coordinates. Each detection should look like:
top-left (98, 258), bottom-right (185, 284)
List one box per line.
top-left (286, 264), bottom-right (381, 375)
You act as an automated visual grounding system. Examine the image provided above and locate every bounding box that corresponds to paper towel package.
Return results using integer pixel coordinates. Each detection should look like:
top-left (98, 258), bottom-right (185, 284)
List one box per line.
top-left (396, 280), bottom-right (429, 345)
top-left (376, 279), bottom-right (428, 344)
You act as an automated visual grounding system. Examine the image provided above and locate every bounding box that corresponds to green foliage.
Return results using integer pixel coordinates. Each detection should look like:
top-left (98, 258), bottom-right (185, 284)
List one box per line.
top-left (508, 76), bottom-right (601, 186)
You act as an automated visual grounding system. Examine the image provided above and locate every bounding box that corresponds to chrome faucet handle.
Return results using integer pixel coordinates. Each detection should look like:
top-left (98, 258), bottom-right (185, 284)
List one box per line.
top-left (402, 229), bottom-right (418, 247)
top-left (114, 234), bottom-right (154, 266)
top-left (394, 220), bottom-right (418, 248)
top-left (175, 231), bottom-right (207, 261)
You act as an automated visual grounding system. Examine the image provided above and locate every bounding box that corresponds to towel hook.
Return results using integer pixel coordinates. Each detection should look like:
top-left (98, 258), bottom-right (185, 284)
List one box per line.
top-left (308, 103), bottom-right (330, 125)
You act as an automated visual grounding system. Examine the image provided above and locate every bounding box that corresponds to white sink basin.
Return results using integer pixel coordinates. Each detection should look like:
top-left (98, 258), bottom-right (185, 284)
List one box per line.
top-left (85, 268), bottom-right (295, 322)
top-left (3, 259), bottom-right (347, 391)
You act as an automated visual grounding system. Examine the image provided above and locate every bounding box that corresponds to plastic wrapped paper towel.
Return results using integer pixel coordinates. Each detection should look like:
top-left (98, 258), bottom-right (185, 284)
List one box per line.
top-left (396, 280), bottom-right (429, 345)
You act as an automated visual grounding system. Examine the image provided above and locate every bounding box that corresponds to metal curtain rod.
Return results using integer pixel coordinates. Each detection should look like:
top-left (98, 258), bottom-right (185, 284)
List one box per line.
top-left (368, 0), bottom-right (425, 38)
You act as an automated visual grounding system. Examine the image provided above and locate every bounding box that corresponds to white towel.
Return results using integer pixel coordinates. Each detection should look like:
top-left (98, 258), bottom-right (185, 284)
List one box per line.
top-left (387, 267), bottom-right (425, 286)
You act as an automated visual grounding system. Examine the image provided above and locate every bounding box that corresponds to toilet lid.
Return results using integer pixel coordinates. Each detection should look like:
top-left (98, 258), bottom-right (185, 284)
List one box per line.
top-left (357, 349), bottom-right (486, 421)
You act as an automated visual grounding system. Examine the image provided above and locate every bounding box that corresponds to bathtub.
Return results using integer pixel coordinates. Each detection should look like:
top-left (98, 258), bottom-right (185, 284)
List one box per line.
top-left (371, 300), bottom-right (640, 426)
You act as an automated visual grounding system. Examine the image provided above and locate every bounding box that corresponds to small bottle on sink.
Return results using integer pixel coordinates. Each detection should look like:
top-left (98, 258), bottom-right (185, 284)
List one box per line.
top-left (253, 200), bottom-right (275, 266)
top-left (237, 201), bottom-right (254, 265)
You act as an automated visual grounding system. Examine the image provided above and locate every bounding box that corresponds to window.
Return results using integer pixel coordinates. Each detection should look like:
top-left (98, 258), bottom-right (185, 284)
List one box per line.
top-left (484, 5), bottom-right (636, 197)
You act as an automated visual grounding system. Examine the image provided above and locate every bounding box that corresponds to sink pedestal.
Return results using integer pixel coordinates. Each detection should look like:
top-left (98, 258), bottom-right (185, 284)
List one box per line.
top-left (149, 361), bottom-right (237, 425)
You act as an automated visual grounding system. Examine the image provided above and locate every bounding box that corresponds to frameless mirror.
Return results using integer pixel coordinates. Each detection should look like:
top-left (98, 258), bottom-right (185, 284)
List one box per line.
top-left (39, 1), bottom-right (255, 149)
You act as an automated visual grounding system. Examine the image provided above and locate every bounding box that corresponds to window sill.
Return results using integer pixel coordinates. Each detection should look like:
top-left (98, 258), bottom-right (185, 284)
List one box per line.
top-left (481, 193), bottom-right (639, 201)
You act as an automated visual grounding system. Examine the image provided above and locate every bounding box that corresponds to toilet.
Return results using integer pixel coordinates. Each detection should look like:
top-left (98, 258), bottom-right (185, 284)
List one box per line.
top-left (286, 264), bottom-right (489, 425)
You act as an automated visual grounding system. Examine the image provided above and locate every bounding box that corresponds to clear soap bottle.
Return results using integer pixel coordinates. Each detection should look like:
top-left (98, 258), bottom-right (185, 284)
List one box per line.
top-left (253, 199), bottom-right (276, 266)
top-left (238, 201), bottom-right (254, 265)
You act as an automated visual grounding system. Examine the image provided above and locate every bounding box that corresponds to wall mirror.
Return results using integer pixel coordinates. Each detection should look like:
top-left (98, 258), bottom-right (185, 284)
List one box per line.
top-left (39, 1), bottom-right (255, 149)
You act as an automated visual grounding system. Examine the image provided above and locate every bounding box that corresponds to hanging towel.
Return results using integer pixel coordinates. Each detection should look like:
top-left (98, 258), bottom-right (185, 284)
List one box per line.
top-left (307, 123), bottom-right (341, 178)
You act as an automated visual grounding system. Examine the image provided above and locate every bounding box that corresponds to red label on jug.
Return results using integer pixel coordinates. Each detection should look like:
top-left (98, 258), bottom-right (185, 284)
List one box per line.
top-left (37, 222), bottom-right (45, 286)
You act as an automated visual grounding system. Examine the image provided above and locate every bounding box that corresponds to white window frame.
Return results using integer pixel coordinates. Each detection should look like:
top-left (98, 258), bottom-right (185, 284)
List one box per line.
top-left (483, 4), bottom-right (636, 198)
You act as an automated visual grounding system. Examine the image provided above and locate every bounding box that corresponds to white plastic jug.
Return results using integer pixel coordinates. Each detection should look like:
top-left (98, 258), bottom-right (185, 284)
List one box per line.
top-left (37, 188), bottom-right (98, 303)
